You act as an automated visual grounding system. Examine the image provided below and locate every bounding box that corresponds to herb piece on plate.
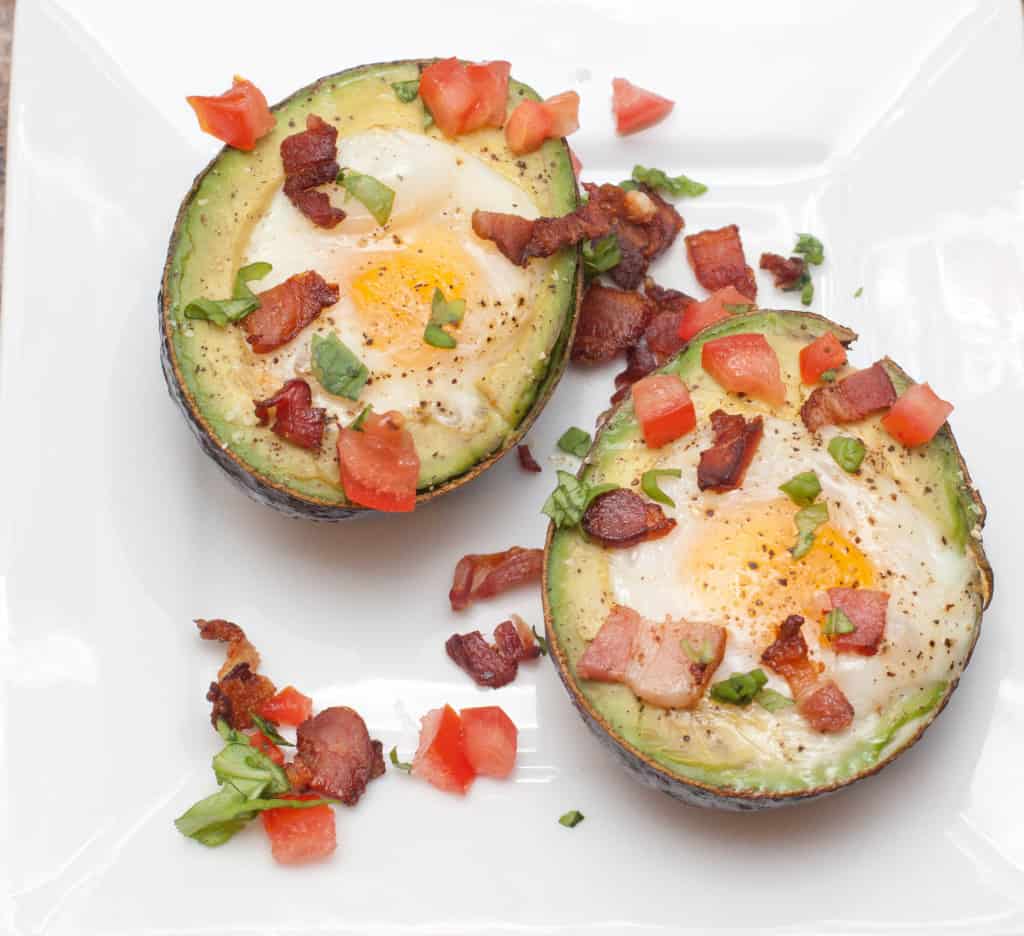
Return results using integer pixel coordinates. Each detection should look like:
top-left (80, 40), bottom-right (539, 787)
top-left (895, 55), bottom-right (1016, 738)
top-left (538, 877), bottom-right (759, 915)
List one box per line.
top-left (559, 809), bottom-right (585, 828)
top-left (557, 426), bottom-right (592, 457)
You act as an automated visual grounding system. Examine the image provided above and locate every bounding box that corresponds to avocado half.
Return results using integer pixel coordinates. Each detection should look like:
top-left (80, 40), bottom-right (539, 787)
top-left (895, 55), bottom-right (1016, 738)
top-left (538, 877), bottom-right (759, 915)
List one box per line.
top-left (160, 60), bottom-right (581, 520)
top-left (543, 310), bottom-right (992, 809)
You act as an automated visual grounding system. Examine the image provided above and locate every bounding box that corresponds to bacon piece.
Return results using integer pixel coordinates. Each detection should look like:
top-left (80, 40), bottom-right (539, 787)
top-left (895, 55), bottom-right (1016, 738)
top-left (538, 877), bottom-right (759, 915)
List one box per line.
top-left (572, 284), bottom-right (653, 364)
top-left (280, 114), bottom-right (345, 228)
top-left (759, 252), bottom-right (806, 290)
top-left (196, 618), bottom-right (260, 679)
top-left (576, 605), bottom-right (642, 682)
top-left (289, 707), bottom-right (386, 805)
top-left (206, 663), bottom-right (276, 731)
top-left (828, 588), bottom-right (889, 656)
top-left (517, 444), bottom-right (542, 473)
top-left (800, 362), bottom-right (898, 432)
top-left (626, 617), bottom-right (726, 709)
top-left (697, 410), bottom-right (764, 492)
top-left (254, 379), bottom-right (326, 450)
top-left (685, 225), bottom-right (757, 299)
top-left (449, 547), bottom-right (543, 611)
top-left (471, 212), bottom-right (537, 265)
top-left (581, 489), bottom-right (676, 548)
top-left (446, 614), bottom-right (540, 689)
top-left (761, 615), bottom-right (854, 733)
top-left (244, 271), bottom-right (339, 354)
top-left (494, 614), bottom-right (541, 662)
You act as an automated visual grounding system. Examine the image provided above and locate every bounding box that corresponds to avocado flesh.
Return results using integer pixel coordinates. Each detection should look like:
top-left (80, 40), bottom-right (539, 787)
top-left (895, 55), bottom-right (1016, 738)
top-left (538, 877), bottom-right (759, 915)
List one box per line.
top-left (163, 61), bottom-right (578, 504)
top-left (546, 311), bottom-right (989, 798)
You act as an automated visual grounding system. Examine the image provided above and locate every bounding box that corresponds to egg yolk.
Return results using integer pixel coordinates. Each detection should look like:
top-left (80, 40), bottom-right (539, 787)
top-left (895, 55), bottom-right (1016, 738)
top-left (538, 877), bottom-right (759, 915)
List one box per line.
top-left (348, 233), bottom-right (476, 367)
top-left (681, 497), bottom-right (875, 645)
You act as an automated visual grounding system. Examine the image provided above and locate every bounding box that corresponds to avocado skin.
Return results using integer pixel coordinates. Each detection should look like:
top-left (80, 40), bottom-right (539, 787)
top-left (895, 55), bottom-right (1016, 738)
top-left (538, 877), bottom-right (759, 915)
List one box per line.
top-left (159, 60), bottom-right (581, 520)
top-left (542, 309), bottom-right (991, 807)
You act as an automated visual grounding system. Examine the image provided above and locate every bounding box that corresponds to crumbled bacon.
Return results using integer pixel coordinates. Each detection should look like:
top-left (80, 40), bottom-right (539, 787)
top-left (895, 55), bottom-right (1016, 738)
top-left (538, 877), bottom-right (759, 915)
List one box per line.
top-left (697, 410), bottom-right (764, 492)
top-left (572, 284), bottom-right (653, 364)
top-left (254, 379), bottom-right (326, 450)
top-left (685, 225), bottom-right (757, 299)
top-left (494, 614), bottom-right (541, 662)
top-left (446, 614), bottom-right (539, 688)
top-left (761, 615), bottom-right (854, 733)
top-left (206, 663), bottom-right (276, 731)
top-left (828, 588), bottom-right (889, 656)
top-left (517, 444), bottom-right (542, 473)
top-left (244, 270), bottom-right (339, 353)
top-left (280, 114), bottom-right (346, 228)
top-left (759, 252), bottom-right (806, 290)
top-left (196, 618), bottom-right (260, 679)
top-left (576, 605), bottom-right (642, 682)
top-left (800, 362), bottom-right (897, 432)
top-left (449, 547), bottom-right (543, 611)
top-left (288, 707), bottom-right (386, 805)
top-left (581, 488), bottom-right (676, 548)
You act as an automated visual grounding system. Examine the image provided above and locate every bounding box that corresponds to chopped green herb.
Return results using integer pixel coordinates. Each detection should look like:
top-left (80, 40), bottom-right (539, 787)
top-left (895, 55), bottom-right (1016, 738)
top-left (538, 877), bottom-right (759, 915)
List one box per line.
top-left (311, 332), bottom-right (369, 400)
top-left (630, 165), bottom-right (708, 198)
top-left (641, 468), bottom-right (682, 508)
top-left (710, 669), bottom-right (768, 706)
top-left (791, 501), bottom-right (829, 559)
top-left (184, 297), bottom-right (259, 327)
top-left (349, 405), bottom-right (371, 431)
top-left (724, 303), bottom-right (753, 314)
top-left (820, 369), bottom-right (838, 383)
top-left (559, 810), bottom-right (585, 828)
top-left (249, 713), bottom-right (294, 747)
top-left (423, 109), bottom-right (435, 129)
top-left (423, 287), bottom-right (466, 348)
top-left (800, 280), bottom-right (814, 306)
top-left (853, 286), bottom-right (863, 298)
top-left (337, 169), bottom-right (396, 225)
top-left (541, 471), bottom-right (617, 529)
top-left (233, 261), bottom-right (273, 301)
top-left (531, 625), bottom-right (549, 656)
top-left (794, 233), bottom-right (825, 266)
top-left (823, 607), bottom-right (856, 637)
top-left (391, 79), bottom-right (420, 103)
top-left (755, 688), bottom-right (795, 712)
top-left (389, 746), bottom-right (412, 773)
top-left (557, 426), bottom-right (592, 458)
top-left (618, 179), bottom-right (638, 191)
top-left (582, 233), bottom-right (621, 281)
top-left (424, 323), bottom-right (456, 348)
top-left (681, 638), bottom-right (715, 666)
top-left (778, 471), bottom-right (821, 507)
top-left (828, 436), bottom-right (866, 473)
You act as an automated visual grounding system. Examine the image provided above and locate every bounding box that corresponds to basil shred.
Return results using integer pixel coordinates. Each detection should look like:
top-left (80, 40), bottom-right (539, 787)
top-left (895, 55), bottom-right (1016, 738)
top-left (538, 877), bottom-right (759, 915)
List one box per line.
top-left (337, 169), bottom-right (396, 225)
top-left (249, 713), bottom-right (294, 747)
top-left (559, 810), bottom-right (585, 828)
top-left (389, 746), bottom-right (413, 773)
top-left (778, 471), bottom-right (821, 507)
top-left (423, 287), bottom-right (465, 349)
top-left (710, 669), bottom-right (768, 706)
top-left (641, 468), bottom-right (682, 508)
top-left (183, 261), bottom-right (272, 327)
top-left (626, 164), bottom-right (708, 198)
top-left (557, 427), bottom-right (592, 458)
top-left (828, 436), bottom-right (866, 473)
top-left (582, 233), bottom-right (621, 281)
top-left (311, 332), bottom-right (369, 400)
top-left (542, 471), bottom-right (617, 529)
top-left (823, 607), bottom-right (856, 637)
top-left (391, 79), bottom-right (420, 103)
top-left (792, 501), bottom-right (829, 559)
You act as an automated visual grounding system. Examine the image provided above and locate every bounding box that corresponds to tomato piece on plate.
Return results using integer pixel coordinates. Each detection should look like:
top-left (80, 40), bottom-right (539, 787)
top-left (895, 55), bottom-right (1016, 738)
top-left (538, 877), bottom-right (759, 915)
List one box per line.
top-left (248, 730), bottom-right (285, 765)
top-left (505, 99), bottom-right (553, 155)
top-left (460, 706), bottom-right (518, 779)
top-left (543, 91), bottom-right (580, 138)
top-left (258, 686), bottom-right (314, 727)
top-left (186, 77), bottom-right (276, 151)
top-left (701, 334), bottom-right (786, 407)
top-left (612, 78), bottom-right (674, 135)
top-left (678, 286), bottom-right (753, 342)
top-left (337, 411), bottom-right (420, 512)
top-left (260, 794), bottom-right (336, 865)
top-left (881, 383), bottom-right (953, 447)
top-left (419, 58), bottom-right (479, 137)
top-left (461, 60), bottom-right (511, 132)
top-left (632, 374), bottom-right (696, 448)
top-left (799, 332), bottom-right (847, 384)
top-left (412, 704), bottom-right (476, 794)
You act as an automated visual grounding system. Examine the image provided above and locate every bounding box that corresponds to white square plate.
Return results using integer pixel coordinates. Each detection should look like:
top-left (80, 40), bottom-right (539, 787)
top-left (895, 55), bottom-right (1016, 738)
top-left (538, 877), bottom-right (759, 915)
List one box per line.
top-left (3, 1), bottom-right (1023, 933)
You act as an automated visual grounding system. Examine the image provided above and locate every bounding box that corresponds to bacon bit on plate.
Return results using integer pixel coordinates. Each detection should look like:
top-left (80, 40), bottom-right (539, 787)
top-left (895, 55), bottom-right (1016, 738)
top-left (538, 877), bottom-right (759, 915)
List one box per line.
top-left (697, 410), bottom-right (764, 492)
top-left (581, 488), bottom-right (676, 549)
top-left (446, 614), bottom-right (539, 688)
top-left (449, 547), bottom-right (544, 611)
top-left (827, 588), bottom-right (889, 656)
top-left (280, 114), bottom-right (346, 228)
top-left (759, 252), bottom-right (806, 290)
top-left (800, 362), bottom-right (897, 432)
top-left (186, 77), bottom-right (276, 151)
top-left (260, 794), bottom-right (337, 865)
top-left (761, 615), bottom-right (854, 733)
top-left (288, 707), bottom-right (386, 805)
top-left (253, 379), bottom-right (326, 450)
top-left (572, 283), bottom-right (653, 364)
top-left (196, 618), bottom-right (277, 729)
top-left (685, 225), bottom-right (758, 299)
top-left (517, 444), bottom-right (542, 473)
top-left (244, 270), bottom-right (339, 353)
top-left (196, 618), bottom-right (261, 679)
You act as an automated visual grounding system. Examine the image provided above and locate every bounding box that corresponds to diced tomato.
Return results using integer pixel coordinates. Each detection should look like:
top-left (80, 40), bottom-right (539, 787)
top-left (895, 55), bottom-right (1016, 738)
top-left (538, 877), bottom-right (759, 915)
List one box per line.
top-left (543, 91), bottom-right (580, 138)
top-left (612, 78), bottom-right (674, 135)
top-left (462, 61), bottom-right (511, 132)
top-left (260, 794), bottom-right (336, 865)
top-left (881, 383), bottom-right (953, 447)
top-left (412, 704), bottom-right (476, 794)
top-left (569, 147), bottom-right (583, 176)
top-left (701, 334), bottom-right (786, 407)
top-left (678, 286), bottom-right (753, 342)
top-left (420, 58), bottom-right (479, 137)
top-left (186, 77), bottom-right (276, 151)
top-left (799, 332), bottom-right (847, 385)
top-left (248, 730), bottom-right (285, 765)
top-left (505, 100), bottom-right (553, 154)
top-left (632, 374), bottom-right (696, 448)
top-left (258, 686), bottom-right (313, 727)
top-left (337, 411), bottom-right (420, 512)
top-left (460, 706), bottom-right (518, 779)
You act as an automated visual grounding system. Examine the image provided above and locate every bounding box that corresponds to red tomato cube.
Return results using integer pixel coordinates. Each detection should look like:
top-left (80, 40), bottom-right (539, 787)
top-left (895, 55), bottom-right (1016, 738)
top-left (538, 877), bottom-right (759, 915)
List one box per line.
top-left (881, 383), bottom-right (953, 447)
top-left (258, 686), bottom-right (313, 727)
top-left (678, 286), bottom-right (753, 342)
top-left (612, 78), bottom-right (674, 135)
top-left (261, 795), bottom-right (336, 865)
top-left (460, 706), bottom-right (518, 779)
top-left (248, 730), bottom-right (285, 765)
top-left (419, 58), bottom-right (479, 137)
top-left (461, 61), bottom-right (511, 132)
top-left (799, 332), bottom-right (847, 384)
top-left (186, 77), bottom-right (276, 151)
top-left (505, 100), bottom-right (553, 155)
top-left (701, 334), bottom-right (786, 407)
top-left (412, 704), bottom-right (476, 794)
top-left (543, 91), bottom-right (580, 138)
top-left (337, 411), bottom-right (420, 513)
top-left (632, 374), bottom-right (697, 448)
